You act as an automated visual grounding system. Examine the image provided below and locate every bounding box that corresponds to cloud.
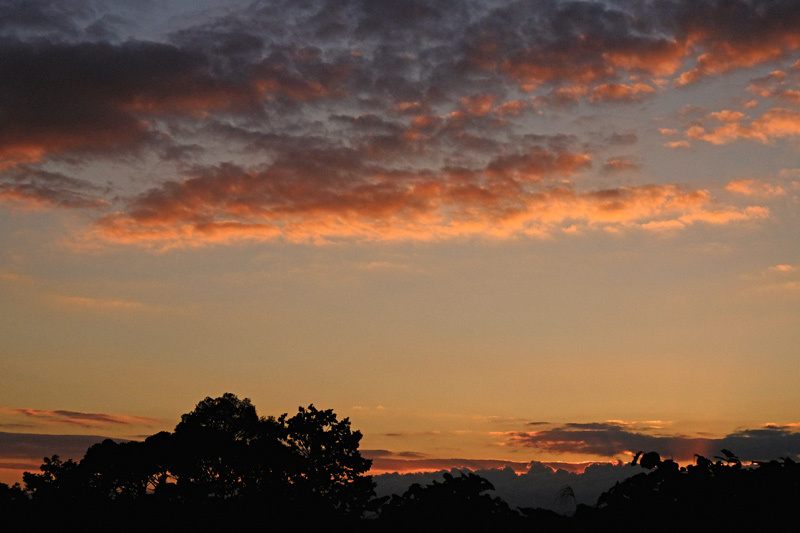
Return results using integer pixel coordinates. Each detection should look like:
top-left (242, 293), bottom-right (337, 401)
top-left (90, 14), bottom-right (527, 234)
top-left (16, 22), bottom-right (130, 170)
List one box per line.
top-left (465, 0), bottom-right (800, 93)
top-left (601, 158), bottom-right (639, 173)
top-left (726, 179), bottom-right (786, 197)
top-left (1, 407), bottom-right (161, 428)
top-left (363, 449), bottom-right (532, 475)
top-left (501, 422), bottom-right (800, 463)
top-left (0, 167), bottom-right (107, 209)
top-left (86, 147), bottom-right (767, 248)
top-left (55, 296), bottom-right (147, 310)
top-left (374, 461), bottom-right (639, 512)
top-left (0, 271), bottom-right (35, 285)
top-left (0, 431), bottom-right (115, 472)
top-left (589, 83), bottom-right (655, 103)
top-left (672, 1), bottom-right (800, 86)
top-left (687, 108), bottom-right (800, 145)
top-left (664, 141), bottom-right (691, 149)
top-left (0, 0), bottom-right (794, 248)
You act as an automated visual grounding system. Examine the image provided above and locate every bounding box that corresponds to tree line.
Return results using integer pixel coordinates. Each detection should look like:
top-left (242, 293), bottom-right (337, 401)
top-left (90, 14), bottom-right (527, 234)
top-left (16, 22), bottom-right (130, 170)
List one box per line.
top-left (2, 393), bottom-right (799, 531)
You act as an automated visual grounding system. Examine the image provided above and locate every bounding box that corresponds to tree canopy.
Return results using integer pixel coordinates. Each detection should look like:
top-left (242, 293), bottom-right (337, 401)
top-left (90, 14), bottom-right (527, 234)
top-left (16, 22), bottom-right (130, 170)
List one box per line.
top-left (5, 396), bottom-right (800, 531)
top-left (16, 393), bottom-right (375, 527)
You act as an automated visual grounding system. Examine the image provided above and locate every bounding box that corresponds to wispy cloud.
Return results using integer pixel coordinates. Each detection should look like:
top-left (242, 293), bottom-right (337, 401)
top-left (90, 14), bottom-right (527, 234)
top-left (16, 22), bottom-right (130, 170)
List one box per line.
top-left (1, 408), bottom-right (161, 428)
top-left (55, 295), bottom-right (147, 311)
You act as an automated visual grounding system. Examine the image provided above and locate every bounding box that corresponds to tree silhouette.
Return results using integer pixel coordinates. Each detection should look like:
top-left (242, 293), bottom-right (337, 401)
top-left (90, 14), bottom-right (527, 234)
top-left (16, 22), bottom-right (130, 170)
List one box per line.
top-left (22, 455), bottom-right (83, 501)
top-left (169, 393), bottom-right (284, 500)
top-left (379, 472), bottom-right (520, 530)
top-left (586, 450), bottom-right (800, 532)
top-left (16, 393), bottom-right (376, 526)
top-left (281, 404), bottom-right (374, 516)
top-left (16, 396), bottom-right (800, 530)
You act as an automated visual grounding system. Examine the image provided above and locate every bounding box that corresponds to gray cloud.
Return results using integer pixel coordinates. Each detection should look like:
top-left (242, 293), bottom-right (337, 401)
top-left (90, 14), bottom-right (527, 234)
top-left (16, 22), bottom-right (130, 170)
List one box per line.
top-left (0, 0), bottom-right (788, 242)
top-left (0, 431), bottom-right (112, 467)
top-left (503, 423), bottom-right (800, 463)
top-left (0, 167), bottom-right (106, 208)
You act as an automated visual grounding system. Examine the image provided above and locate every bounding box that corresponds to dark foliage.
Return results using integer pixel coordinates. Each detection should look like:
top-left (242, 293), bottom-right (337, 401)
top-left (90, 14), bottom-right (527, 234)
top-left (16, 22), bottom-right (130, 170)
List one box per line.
top-left (378, 472), bottom-right (522, 531)
top-left (6, 397), bottom-right (800, 532)
top-left (12, 393), bottom-right (375, 529)
top-left (574, 451), bottom-right (800, 532)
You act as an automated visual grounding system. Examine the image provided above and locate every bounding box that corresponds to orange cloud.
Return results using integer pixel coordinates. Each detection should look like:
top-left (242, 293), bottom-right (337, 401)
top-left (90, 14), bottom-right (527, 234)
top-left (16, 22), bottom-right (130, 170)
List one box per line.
top-left (726, 179), bottom-right (786, 197)
top-left (709, 110), bottom-right (745, 122)
top-left (459, 94), bottom-right (496, 116)
top-left (664, 141), bottom-right (691, 149)
top-left (91, 154), bottom-right (767, 249)
top-left (676, 34), bottom-right (800, 87)
top-left (602, 158), bottom-right (639, 173)
top-left (499, 35), bottom-right (686, 91)
top-left (589, 83), bottom-right (655, 102)
top-left (688, 108), bottom-right (800, 144)
top-left (600, 40), bottom-right (687, 77)
top-left (494, 100), bottom-right (526, 116)
top-left (550, 85), bottom-right (588, 106)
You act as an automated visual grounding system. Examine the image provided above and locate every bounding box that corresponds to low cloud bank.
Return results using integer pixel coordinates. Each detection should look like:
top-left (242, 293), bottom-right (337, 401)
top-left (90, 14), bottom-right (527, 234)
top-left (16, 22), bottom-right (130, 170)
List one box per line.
top-left (375, 461), bottom-right (638, 513)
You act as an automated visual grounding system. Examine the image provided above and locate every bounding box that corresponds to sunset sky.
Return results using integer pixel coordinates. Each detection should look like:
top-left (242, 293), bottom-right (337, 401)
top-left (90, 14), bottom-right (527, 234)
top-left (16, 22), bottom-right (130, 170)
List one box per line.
top-left (2, 0), bottom-right (800, 485)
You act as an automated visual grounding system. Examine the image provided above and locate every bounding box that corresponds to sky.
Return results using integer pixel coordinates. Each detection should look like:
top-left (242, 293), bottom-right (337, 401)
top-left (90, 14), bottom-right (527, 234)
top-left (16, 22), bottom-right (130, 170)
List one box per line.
top-left (2, 0), bottom-right (800, 487)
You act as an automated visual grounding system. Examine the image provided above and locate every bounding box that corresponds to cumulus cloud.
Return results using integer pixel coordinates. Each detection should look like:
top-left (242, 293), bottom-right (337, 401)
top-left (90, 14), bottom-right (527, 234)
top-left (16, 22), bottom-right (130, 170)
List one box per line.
top-left (374, 461), bottom-right (645, 513)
